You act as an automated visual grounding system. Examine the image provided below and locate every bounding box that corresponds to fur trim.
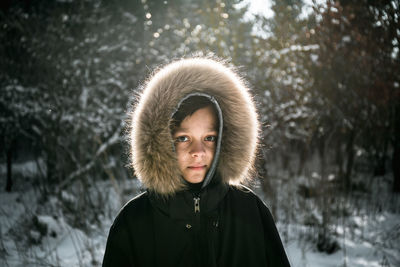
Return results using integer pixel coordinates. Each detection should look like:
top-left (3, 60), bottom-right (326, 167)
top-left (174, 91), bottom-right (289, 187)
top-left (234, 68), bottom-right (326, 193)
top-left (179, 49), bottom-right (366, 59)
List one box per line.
top-left (129, 57), bottom-right (259, 195)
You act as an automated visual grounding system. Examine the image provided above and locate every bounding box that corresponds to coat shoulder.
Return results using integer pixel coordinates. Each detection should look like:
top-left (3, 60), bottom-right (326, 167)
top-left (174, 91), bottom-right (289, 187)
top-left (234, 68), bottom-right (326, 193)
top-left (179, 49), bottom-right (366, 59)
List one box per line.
top-left (228, 185), bottom-right (291, 265)
top-left (227, 184), bottom-right (273, 214)
top-left (121, 191), bottom-right (149, 212)
top-left (103, 192), bottom-right (152, 266)
top-left (111, 191), bottom-right (151, 230)
top-left (228, 184), bottom-right (260, 202)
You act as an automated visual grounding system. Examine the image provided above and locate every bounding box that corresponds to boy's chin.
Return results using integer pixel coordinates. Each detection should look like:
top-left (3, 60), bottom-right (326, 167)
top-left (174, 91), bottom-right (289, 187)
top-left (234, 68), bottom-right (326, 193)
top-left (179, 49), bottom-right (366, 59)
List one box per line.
top-left (183, 175), bottom-right (205, 184)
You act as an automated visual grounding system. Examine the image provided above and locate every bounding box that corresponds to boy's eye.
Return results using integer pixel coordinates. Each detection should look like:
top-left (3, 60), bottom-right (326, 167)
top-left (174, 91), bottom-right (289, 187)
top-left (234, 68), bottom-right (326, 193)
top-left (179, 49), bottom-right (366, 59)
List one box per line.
top-left (205, 136), bottom-right (217, 142)
top-left (175, 136), bottom-right (189, 142)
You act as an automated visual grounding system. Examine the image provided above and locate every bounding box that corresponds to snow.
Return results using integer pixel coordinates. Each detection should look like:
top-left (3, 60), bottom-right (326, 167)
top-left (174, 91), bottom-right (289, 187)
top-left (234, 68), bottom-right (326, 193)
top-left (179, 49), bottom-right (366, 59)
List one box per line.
top-left (310, 53), bottom-right (319, 63)
top-left (123, 12), bottom-right (138, 24)
top-left (1, 161), bottom-right (399, 266)
top-left (0, 190), bottom-right (37, 236)
top-left (342, 35), bottom-right (351, 43)
top-left (285, 227), bottom-right (393, 267)
top-left (80, 87), bottom-right (89, 108)
top-left (279, 44), bottom-right (320, 56)
top-left (280, 205), bottom-right (400, 266)
top-left (0, 159), bottom-right (44, 179)
top-left (0, 176), bottom-right (125, 266)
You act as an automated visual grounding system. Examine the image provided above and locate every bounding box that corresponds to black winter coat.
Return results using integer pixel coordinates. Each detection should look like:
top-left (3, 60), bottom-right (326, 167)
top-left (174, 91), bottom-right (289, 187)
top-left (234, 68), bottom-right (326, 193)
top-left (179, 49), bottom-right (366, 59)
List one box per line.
top-left (102, 178), bottom-right (291, 267)
top-left (103, 58), bottom-right (291, 267)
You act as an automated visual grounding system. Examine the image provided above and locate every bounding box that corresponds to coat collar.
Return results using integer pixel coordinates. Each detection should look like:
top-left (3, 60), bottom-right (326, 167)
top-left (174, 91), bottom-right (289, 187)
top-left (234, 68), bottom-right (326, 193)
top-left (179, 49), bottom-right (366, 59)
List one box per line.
top-left (148, 174), bottom-right (229, 220)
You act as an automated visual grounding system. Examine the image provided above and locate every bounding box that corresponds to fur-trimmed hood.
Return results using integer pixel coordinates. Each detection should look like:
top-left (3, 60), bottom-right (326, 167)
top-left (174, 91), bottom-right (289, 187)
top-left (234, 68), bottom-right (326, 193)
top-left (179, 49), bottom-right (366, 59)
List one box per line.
top-left (129, 57), bottom-right (259, 195)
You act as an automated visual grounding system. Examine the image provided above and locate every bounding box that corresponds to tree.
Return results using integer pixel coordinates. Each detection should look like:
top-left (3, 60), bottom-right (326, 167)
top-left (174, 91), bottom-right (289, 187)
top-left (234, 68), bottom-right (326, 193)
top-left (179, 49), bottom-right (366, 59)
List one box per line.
top-left (310, 0), bottom-right (400, 191)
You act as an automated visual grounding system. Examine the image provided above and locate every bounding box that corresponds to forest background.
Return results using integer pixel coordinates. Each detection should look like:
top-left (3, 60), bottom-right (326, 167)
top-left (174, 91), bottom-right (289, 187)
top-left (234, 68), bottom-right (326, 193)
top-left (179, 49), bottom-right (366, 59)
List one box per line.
top-left (1, 0), bottom-right (399, 266)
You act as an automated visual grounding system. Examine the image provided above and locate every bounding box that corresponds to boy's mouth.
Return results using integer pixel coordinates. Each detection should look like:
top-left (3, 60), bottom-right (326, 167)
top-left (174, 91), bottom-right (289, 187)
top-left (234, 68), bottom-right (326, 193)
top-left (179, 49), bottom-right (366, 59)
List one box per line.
top-left (188, 165), bottom-right (206, 170)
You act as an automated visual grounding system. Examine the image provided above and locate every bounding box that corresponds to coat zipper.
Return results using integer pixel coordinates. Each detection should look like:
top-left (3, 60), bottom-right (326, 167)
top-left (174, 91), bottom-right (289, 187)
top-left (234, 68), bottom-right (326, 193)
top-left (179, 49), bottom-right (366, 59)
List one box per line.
top-left (193, 196), bottom-right (201, 265)
top-left (194, 197), bottom-right (200, 213)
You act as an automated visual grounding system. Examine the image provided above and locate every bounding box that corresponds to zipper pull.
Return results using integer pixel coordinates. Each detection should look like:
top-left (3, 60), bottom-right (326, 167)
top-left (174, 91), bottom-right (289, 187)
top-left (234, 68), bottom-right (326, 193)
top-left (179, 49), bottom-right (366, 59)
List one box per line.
top-left (194, 197), bottom-right (200, 213)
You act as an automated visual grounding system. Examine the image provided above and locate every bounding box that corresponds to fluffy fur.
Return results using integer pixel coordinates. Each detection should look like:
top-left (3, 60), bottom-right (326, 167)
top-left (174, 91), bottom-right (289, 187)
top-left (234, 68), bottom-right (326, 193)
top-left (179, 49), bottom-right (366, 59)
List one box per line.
top-left (129, 57), bottom-right (259, 195)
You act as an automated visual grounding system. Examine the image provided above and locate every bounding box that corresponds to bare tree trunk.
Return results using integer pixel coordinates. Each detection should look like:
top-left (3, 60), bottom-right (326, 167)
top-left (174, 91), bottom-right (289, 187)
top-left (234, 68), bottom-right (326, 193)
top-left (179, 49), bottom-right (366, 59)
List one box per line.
top-left (393, 104), bottom-right (400, 193)
top-left (259, 149), bottom-right (277, 218)
top-left (297, 142), bottom-right (308, 176)
top-left (374, 126), bottom-right (389, 176)
top-left (335, 137), bottom-right (344, 180)
top-left (344, 130), bottom-right (355, 191)
top-left (393, 146), bottom-right (400, 193)
top-left (318, 137), bottom-right (328, 240)
top-left (5, 141), bottom-right (14, 192)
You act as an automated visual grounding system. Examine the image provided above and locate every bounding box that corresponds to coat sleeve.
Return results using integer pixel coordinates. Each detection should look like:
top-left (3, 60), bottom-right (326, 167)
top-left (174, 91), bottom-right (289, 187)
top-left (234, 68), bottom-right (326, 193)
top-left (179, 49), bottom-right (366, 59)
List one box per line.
top-left (102, 215), bottom-right (133, 267)
top-left (256, 198), bottom-right (291, 267)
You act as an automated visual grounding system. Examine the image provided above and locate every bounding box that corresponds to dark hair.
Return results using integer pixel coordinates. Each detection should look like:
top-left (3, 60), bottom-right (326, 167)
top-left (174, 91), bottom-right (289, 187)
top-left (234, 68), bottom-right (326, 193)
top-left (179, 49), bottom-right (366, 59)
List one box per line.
top-left (170, 96), bottom-right (218, 133)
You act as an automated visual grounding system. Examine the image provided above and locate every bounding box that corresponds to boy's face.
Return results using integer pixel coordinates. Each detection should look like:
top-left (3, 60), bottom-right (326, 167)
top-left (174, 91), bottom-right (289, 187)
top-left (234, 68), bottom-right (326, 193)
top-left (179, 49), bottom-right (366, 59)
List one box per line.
top-left (173, 106), bottom-right (218, 183)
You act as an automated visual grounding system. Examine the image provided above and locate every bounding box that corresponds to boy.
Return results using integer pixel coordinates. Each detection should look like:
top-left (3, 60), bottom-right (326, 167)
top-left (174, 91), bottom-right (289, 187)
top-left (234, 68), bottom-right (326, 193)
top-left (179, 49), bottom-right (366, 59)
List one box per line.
top-left (103, 57), bottom-right (290, 267)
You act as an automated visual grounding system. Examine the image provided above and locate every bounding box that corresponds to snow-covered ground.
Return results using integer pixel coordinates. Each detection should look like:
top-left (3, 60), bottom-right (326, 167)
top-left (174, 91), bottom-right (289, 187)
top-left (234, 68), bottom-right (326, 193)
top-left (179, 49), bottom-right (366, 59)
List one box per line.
top-left (1, 161), bottom-right (399, 266)
top-left (284, 211), bottom-right (400, 266)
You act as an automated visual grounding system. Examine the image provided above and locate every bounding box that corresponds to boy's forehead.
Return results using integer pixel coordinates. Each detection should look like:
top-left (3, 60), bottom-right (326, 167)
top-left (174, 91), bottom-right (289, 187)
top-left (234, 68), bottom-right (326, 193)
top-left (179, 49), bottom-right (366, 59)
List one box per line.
top-left (172, 105), bottom-right (219, 134)
top-left (175, 127), bottom-right (217, 132)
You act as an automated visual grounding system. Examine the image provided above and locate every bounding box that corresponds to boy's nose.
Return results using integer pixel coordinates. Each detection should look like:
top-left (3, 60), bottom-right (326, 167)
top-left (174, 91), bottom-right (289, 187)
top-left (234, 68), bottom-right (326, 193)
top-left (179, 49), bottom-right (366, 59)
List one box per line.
top-left (190, 140), bottom-right (205, 157)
